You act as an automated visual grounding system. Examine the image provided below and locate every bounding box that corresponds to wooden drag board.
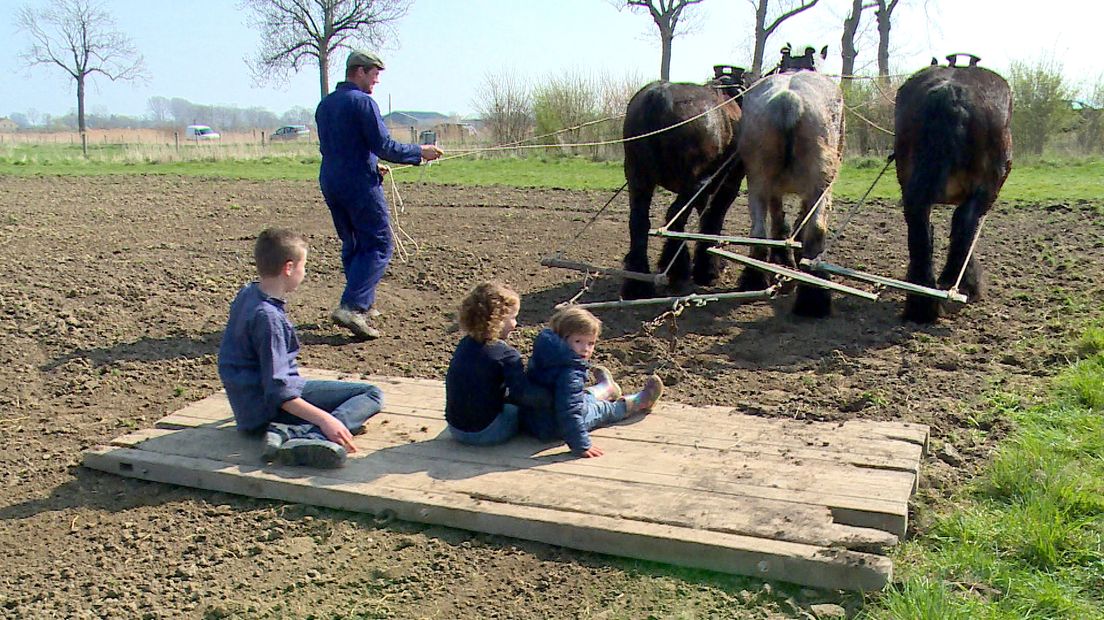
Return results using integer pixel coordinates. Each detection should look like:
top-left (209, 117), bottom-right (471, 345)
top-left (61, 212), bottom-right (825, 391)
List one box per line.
top-left (82, 369), bottom-right (928, 591)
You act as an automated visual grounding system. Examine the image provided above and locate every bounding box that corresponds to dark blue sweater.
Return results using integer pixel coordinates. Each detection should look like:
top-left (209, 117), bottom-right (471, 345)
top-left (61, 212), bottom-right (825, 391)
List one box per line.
top-left (445, 336), bottom-right (550, 433)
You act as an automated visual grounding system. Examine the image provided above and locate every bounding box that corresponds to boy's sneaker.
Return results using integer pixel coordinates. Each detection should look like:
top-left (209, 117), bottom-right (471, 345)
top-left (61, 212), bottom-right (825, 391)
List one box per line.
top-left (275, 438), bottom-right (348, 468)
top-left (331, 306), bottom-right (381, 340)
top-left (261, 429), bottom-right (286, 463)
top-left (625, 375), bottom-right (664, 416)
top-left (590, 365), bottom-right (623, 401)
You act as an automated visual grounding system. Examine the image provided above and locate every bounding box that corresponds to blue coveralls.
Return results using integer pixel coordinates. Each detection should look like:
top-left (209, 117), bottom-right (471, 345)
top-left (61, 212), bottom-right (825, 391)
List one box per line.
top-left (315, 81), bottom-right (423, 311)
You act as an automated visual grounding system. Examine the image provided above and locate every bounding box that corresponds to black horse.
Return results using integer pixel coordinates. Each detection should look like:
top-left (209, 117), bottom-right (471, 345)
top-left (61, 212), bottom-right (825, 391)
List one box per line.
top-left (894, 55), bottom-right (1013, 323)
top-left (620, 66), bottom-right (747, 299)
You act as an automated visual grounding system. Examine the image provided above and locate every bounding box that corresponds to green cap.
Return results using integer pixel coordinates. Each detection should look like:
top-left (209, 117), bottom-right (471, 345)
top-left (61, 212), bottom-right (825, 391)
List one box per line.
top-left (347, 50), bottom-right (385, 71)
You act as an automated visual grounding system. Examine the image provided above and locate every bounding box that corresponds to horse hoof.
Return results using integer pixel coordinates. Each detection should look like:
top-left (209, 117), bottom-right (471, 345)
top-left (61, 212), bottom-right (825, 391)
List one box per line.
top-left (621, 279), bottom-right (657, 300)
top-left (792, 285), bottom-right (832, 318)
top-left (691, 264), bottom-right (722, 287)
top-left (902, 295), bottom-right (940, 323)
top-left (736, 270), bottom-right (769, 292)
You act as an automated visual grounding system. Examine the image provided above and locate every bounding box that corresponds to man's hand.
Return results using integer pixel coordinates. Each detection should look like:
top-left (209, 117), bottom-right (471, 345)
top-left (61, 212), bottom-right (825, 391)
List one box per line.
top-left (378, 163), bottom-right (391, 177)
top-left (421, 144), bottom-right (444, 161)
top-left (578, 445), bottom-right (604, 458)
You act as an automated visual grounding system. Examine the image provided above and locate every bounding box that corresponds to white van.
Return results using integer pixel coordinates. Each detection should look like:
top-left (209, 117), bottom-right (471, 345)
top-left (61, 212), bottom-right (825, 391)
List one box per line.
top-left (185, 125), bottom-right (220, 141)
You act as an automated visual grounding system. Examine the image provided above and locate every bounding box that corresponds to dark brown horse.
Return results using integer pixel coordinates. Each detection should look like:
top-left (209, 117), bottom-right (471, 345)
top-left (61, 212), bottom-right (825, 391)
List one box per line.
top-left (894, 58), bottom-right (1013, 322)
top-left (620, 66), bottom-right (746, 299)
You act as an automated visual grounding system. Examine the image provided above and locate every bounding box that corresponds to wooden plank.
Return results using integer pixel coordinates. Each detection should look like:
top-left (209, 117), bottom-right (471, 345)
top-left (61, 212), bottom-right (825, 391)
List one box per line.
top-left (82, 444), bottom-right (893, 591)
top-left (157, 402), bottom-right (922, 476)
top-left (107, 426), bottom-right (900, 551)
top-left (124, 421), bottom-right (912, 538)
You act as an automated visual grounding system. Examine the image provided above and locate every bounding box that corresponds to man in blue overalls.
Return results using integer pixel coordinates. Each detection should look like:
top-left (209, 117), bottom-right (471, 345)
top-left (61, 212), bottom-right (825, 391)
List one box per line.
top-left (315, 50), bottom-right (444, 340)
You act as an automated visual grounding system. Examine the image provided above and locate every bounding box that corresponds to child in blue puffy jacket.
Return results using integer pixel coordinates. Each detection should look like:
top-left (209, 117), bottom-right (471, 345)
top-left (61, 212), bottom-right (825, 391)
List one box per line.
top-left (521, 306), bottom-right (663, 458)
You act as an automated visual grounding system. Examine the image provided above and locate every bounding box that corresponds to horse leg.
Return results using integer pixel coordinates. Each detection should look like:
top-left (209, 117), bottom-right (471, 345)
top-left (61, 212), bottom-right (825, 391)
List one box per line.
top-left (902, 200), bottom-right (939, 323)
top-left (622, 183), bottom-right (657, 299)
top-left (693, 165), bottom-right (743, 286)
top-left (736, 184), bottom-right (770, 291)
top-left (792, 187), bottom-right (832, 318)
top-left (938, 189), bottom-right (991, 302)
top-left (767, 195), bottom-right (796, 268)
top-left (657, 189), bottom-right (700, 290)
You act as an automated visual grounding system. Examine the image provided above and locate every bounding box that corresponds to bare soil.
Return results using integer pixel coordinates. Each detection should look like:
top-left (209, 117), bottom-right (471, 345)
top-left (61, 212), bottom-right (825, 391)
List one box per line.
top-left (0, 175), bottom-right (1101, 619)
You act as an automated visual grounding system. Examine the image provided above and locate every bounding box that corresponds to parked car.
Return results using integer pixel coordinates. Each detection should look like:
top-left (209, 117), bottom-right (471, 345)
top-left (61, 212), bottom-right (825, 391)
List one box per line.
top-left (184, 124), bottom-right (220, 141)
top-left (271, 125), bottom-right (310, 141)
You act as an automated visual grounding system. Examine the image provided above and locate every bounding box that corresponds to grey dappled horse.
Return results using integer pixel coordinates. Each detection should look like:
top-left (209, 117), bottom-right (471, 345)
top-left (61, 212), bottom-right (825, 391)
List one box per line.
top-left (735, 71), bottom-right (845, 317)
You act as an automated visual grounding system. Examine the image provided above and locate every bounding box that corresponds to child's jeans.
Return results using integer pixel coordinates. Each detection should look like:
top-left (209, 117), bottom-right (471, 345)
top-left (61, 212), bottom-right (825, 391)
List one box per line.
top-left (268, 380), bottom-right (383, 441)
top-left (581, 393), bottom-right (627, 430)
top-left (448, 404), bottom-right (519, 446)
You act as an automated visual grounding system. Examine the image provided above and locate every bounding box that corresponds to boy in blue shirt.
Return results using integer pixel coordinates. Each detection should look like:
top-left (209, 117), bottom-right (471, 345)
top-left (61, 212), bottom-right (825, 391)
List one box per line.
top-left (218, 228), bottom-right (382, 468)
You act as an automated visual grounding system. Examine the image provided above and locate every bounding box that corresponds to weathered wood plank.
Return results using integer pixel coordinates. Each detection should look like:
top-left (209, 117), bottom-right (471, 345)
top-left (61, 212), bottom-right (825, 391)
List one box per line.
top-left (82, 444), bottom-right (894, 591)
top-left (122, 421), bottom-right (912, 537)
top-left (106, 425), bottom-right (900, 551)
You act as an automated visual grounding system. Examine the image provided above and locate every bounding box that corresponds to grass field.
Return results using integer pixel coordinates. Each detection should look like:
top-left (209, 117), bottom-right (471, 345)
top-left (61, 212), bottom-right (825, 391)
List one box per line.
top-left (2, 143), bottom-right (1103, 204)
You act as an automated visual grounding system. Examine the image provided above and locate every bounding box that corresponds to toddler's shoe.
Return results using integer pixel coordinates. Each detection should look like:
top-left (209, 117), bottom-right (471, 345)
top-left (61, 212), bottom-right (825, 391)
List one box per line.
top-left (275, 438), bottom-right (348, 468)
top-left (590, 365), bottom-right (623, 401)
top-left (625, 375), bottom-right (663, 416)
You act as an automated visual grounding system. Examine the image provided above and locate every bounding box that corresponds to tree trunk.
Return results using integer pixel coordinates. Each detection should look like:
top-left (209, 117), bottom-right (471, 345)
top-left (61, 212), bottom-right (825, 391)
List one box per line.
top-left (752, 0), bottom-right (769, 76)
top-left (875, 0), bottom-right (896, 86)
top-left (841, 0), bottom-right (863, 89)
top-left (77, 75), bottom-right (86, 135)
top-left (319, 52), bottom-right (330, 99)
top-left (659, 27), bottom-right (673, 80)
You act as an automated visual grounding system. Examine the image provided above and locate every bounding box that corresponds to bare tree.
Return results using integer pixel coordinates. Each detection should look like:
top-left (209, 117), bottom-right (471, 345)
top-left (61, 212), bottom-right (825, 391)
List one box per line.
top-left (242, 0), bottom-right (412, 101)
top-left (840, 0), bottom-right (875, 88)
top-left (748, 0), bottom-right (820, 77)
top-left (873, 0), bottom-right (899, 84)
top-left (16, 0), bottom-right (146, 135)
top-left (473, 71), bottom-right (533, 150)
top-left (619, 0), bottom-right (704, 81)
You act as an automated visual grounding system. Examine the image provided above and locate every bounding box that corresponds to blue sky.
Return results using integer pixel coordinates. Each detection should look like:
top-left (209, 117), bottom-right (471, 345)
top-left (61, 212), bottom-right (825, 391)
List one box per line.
top-left (0, 0), bottom-right (1097, 121)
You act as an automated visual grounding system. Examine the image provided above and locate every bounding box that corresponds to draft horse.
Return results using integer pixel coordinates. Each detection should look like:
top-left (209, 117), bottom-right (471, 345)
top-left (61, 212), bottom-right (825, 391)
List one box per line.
top-left (735, 70), bottom-right (845, 317)
top-left (621, 66), bottom-right (747, 299)
top-left (894, 57), bottom-right (1013, 323)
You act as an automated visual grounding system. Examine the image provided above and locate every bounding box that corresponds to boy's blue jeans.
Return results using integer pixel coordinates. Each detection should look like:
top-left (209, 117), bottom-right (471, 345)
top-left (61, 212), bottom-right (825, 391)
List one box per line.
top-left (268, 380), bottom-right (383, 442)
top-left (448, 404), bottom-right (519, 446)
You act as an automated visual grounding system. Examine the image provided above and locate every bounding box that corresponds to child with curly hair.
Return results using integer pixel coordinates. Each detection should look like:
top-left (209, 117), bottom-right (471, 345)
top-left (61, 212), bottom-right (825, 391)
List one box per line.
top-left (445, 282), bottom-right (551, 445)
top-left (521, 306), bottom-right (662, 458)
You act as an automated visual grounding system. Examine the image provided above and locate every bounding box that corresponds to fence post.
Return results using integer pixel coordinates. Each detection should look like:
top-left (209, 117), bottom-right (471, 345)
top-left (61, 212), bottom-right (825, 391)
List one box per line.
top-left (81, 132), bottom-right (88, 157)
top-left (174, 131), bottom-right (179, 151)
top-left (261, 131), bottom-right (266, 147)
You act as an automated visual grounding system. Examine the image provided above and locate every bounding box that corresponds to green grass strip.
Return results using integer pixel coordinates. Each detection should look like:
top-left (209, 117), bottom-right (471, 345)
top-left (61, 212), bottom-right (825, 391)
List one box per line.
top-left (2, 146), bottom-right (1103, 203)
top-left (860, 327), bottom-right (1104, 619)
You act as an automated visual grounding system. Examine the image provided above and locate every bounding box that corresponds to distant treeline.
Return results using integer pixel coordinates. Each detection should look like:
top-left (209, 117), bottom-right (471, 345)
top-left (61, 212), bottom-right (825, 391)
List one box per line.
top-left (5, 97), bottom-right (315, 132)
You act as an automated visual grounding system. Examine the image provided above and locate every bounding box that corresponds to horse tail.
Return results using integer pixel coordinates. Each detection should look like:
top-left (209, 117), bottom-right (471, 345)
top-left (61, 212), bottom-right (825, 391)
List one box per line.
top-left (766, 89), bottom-right (803, 170)
top-left (904, 82), bottom-right (970, 207)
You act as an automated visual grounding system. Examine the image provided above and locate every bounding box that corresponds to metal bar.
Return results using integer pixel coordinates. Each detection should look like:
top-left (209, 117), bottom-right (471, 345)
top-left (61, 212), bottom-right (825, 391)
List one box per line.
top-left (801, 258), bottom-right (968, 303)
top-left (650, 229), bottom-right (803, 250)
top-left (563, 289), bottom-right (777, 310)
top-left (541, 257), bottom-right (668, 286)
top-left (708, 248), bottom-right (880, 301)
